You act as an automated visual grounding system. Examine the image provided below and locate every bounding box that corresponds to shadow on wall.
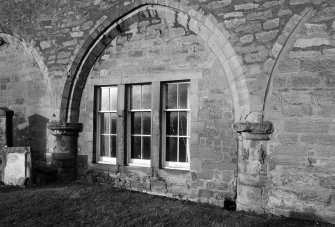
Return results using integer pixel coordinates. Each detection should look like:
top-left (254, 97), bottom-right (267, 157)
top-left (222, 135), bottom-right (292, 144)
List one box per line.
top-left (13, 113), bottom-right (49, 163)
top-left (289, 211), bottom-right (327, 224)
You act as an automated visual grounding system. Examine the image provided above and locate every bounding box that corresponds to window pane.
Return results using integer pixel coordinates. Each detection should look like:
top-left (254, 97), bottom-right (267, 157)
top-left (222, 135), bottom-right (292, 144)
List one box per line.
top-left (100, 113), bottom-right (110, 134)
top-left (166, 83), bottom-right (177, 109)
top-left (131, 112), bottom-right (141, 134)
top-left (110, 114), bottom-right (117, 134)
top-left (166, 137), bottom-right (177, 161)
top-left (179, 111), bottom-right (187, 136)
top-left (100, 88), bottom-right (110, 111)
top-left (131, 85), bottom-right (141, 110)
top-left (100, 135), bottom-right (109, 157)
top-left (166, 112), bottom-right (178, 135)
top-left (142, 85), bottom-right (151, 109)
top-left (131, 136), bottom-right (141, 159)
top-left (110, 87), bottom-right (118, 111)
top-left (179, 137), bottom-right (187, 162)
top-left (111, 135), bottom-right (116, 158)
top-left (178, 83), bottom-right (189, 109)
top-left (142, 137), bottom-right (151, 160)
top-left (142, 112), bottom-right (151, 135)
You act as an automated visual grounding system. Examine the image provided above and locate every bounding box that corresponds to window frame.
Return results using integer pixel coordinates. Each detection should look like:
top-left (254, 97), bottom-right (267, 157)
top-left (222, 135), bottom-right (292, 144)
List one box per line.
top-left (95, 86), bottom-right (118, 165)
top-left (161, 81), bottom-right (191, 170)
top-left (126, 83), bottom-right (152, 167)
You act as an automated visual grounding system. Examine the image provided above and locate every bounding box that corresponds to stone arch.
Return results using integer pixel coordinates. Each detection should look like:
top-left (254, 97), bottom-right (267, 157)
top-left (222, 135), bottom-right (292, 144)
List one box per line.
top-left (0, 33), bottom-right (53, 161)
top-left (0, 33), bottom-right (54, 114)
top-left (60, 1), bottom-right (250, 123)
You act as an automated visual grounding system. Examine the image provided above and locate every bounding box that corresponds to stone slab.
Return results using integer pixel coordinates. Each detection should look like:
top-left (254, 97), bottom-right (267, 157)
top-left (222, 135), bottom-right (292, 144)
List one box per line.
top-left (1, 147), bottom-right (31, 186)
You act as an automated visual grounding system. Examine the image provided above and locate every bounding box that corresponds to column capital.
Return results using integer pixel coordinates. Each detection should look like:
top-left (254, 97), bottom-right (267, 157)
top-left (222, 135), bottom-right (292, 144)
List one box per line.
top-left (232, 121), bottom-right (273, 140)
top-left (48, 121), bottom-right (83, 136)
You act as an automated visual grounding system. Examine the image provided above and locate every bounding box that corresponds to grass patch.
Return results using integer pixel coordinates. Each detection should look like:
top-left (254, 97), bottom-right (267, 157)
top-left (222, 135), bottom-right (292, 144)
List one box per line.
top-left (0, 182), bottom-right (332, 226)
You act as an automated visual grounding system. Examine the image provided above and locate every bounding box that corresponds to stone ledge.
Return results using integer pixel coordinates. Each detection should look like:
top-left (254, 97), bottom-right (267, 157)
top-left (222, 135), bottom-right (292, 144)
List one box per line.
top-left (48, 121), bottom-right (83, 136)
top-left (232, 121), bottom-right (273, 134)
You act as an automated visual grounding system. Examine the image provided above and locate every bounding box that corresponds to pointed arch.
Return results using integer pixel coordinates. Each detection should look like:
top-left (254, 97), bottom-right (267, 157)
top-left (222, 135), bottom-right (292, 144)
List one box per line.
top-left (60, 1), bottom-right (250, 123)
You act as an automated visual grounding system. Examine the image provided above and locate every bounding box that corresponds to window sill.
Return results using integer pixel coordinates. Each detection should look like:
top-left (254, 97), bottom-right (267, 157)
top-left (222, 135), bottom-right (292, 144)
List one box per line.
top-left (164, 166), bottom-right (190, 171)
top-left (91, 163), bottom-right (118, 172)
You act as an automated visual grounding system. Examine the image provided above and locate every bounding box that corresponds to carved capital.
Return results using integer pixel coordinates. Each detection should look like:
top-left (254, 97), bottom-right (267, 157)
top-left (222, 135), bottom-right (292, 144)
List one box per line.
top-left (48, 121), bottom-right (83, 136)
top-left (233, 121), bottom-right (273, 141)
top-left (232, 121), bottom-right (273, 134)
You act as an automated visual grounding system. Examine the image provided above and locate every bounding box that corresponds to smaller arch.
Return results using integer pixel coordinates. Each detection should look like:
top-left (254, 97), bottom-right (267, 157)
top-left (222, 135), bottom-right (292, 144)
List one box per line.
top-left (0, 33), bottom-right (54, 115)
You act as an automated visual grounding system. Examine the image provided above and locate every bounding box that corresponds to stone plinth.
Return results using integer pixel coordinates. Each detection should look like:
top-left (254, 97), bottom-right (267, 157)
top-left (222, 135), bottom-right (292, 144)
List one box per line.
top-left (48, 121), bottom-right (82, 182)
top-left (0, 147), bottom-right (31, 186)
top-left (233, 121), bottom-right (273, 213)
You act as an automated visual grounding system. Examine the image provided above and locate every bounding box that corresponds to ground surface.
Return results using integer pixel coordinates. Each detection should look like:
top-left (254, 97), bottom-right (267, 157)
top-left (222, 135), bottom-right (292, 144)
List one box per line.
top-left (0, 182), bottom-right (333, 227)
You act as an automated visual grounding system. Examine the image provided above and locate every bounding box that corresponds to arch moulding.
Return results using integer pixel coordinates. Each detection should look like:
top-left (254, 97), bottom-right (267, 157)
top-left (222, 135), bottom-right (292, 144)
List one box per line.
top-left (60, 0), bottom-right (250, 124)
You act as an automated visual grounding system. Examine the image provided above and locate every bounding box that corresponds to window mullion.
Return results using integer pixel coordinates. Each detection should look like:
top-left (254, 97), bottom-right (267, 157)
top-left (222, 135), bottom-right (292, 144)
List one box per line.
top-left (141, 111), bottom-right (143, 160)
top-left (177, 111), bottom-right (180, 162)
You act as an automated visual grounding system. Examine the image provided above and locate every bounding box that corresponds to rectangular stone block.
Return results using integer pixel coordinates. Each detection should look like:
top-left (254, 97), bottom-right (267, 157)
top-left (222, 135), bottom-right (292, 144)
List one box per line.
top-left (247, 10), bottom-right (272, 21)
top-left (272, 146), bottom-right (306, 157)
top-left (199, 189), bottom-right (214, 199)
top-left (301, 59), bottom-right (335, 72)
top-left (301, 135), bottom-right (335, 146)
top-left (284, 120), bottom-right (330, 134)
top-left (278, 59), bottom-right (300, 73)
top-left (1, 147), bottom-right (31, 186)
top-left (277, 134), bottom-right (299, 145)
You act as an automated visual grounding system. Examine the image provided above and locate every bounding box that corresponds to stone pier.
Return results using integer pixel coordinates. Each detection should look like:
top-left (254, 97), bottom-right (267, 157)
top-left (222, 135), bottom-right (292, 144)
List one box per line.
top-left (47, 122), bottom-right (82, 182)
top-left (233, 121), bottom-right (273, 213)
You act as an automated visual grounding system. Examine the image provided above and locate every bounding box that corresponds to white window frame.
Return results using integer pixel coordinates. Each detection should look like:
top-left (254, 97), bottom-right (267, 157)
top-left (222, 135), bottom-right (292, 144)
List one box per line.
top-left (162, 81), bottom-right (190, 170)
top-left (127, 84), bottom-right (152, 167)
top-left (96, 86), bottom-right (118, 165)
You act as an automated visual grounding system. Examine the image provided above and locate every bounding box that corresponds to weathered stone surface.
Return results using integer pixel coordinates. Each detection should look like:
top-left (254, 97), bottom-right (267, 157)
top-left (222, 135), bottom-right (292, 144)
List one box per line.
top-left (300, 135), bottom-right (335, 146)
top-left (277, 134), bottom-right (299, 145)
top-left (2, 147), bottom-right (31, 186)
top-left (284, 120), bottom-right (330, 133)
top-left (234, 3), bottom-right (259, 11)
top-left (278, 59), bottom-right (300, 73)
top-left (288, 50), bottom-right (321, 58)
top-left (240, 34), bottom-right (254, 44)
top-left (263, 1), bottom-right (282, 8)
top-left (304, 23), bottom-right (327, 35)
top-left (278, 9), bottom-right (293, 17)
top-left (244, 49), bottom-right (268, 63)
top-left (199, 189), bottom-right (214, 199)
top-left (208, 0), bottom-right (232, 9)
top-left (225, 18), bottom-right (246, 29)
top-left (294, 38), bottom-right (330, 48)
top-left (255, 30), bottom-right (279, 43)
top-left (263, 18), bottom-right (280, 30)
top-left (247, 10), bottom-right (272, 21)
top-left (290, 0), bottom-right (311, 5)
top-left (224, 12), bottom-right (243, 19)
top-left (322, 48), bottom-right (335, 57)
top-left (301, 59), bottom-right (335, 72)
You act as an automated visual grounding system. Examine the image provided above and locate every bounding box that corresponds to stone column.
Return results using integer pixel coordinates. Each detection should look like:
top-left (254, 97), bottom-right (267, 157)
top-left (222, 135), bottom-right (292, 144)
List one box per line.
top-left (47, 121), bottom-right (82, 182)
top-left (232, 121), bottom-right (273, 213)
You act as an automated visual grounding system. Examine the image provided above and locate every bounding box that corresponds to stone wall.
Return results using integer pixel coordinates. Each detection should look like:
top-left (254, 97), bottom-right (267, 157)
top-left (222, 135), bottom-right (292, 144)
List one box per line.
top-left (265, 5), bottom-right (335, 223)
top-left (78, 10), bottom-right (237, 206)
top-left (0, 0), bottom-right (334, 224)
top-left (0, 41), bottom-right (51, 162)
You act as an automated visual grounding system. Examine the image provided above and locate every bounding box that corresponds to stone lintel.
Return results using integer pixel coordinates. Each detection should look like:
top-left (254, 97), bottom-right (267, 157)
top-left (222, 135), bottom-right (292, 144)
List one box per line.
top-left (48, 121), bottom-right (83, 136)
top-left (232, 121), bottom-right (273, 134)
